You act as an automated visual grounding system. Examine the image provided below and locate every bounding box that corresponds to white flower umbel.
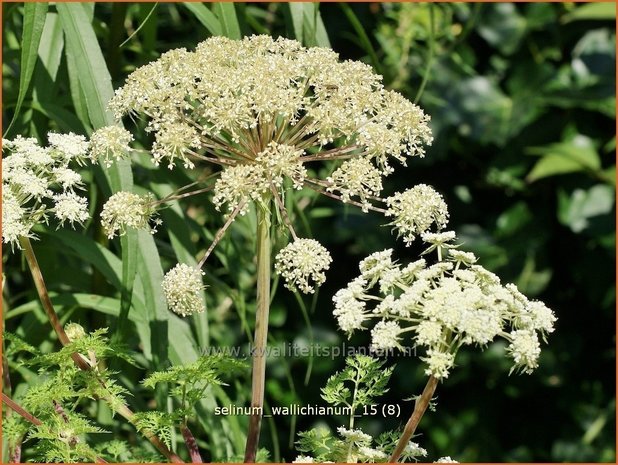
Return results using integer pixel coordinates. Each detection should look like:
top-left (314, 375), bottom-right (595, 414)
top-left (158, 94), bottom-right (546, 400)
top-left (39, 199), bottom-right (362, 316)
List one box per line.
top-left (2, 134), bottom-right (92, 250)
top-left (386, 184), bottom-right (449, 245)
top-left (89, 125), bottom-right (134, 167)
top-left (161, 264), bottom-right (206, 317)
top-left (108, 35), bottom-right (434, 280)
top-left (333, 232), bottom-right (556, 379)
top-left (100, 191), bottom-right (159, 239)
top-left (274, 238), bottom-right (332, 294)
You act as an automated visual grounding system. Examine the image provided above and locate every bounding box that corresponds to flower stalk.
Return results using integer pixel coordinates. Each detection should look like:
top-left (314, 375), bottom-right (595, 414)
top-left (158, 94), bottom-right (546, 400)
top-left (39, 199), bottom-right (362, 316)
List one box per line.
top-left (389, 375), bottom-right (438, 462)
top-left (244, 201), bottom-right (272, 463)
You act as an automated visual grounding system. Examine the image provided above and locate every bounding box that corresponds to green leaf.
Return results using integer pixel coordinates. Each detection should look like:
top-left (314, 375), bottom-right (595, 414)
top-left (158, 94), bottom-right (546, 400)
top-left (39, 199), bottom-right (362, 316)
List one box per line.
top-left (526, 136), bottom-right (602, 182)
top-left (183, 2), bottom-right (222, 36)
top-left (32, 12), bottom-right (64, 103)
top-left (213, 3), bottom-right (241, 40)
top-left (288, 3), bottom-right (330, 47)
top-left (57, 2), bottom-right (115, 129)
top-left (558, 184), bottom-right (615, 233)
top-left (4, 2), bottom-right (48, 137)
top-left (564, 3), bottom-right (616, 22)
top-left (30, 101), bottom-right (88, 134)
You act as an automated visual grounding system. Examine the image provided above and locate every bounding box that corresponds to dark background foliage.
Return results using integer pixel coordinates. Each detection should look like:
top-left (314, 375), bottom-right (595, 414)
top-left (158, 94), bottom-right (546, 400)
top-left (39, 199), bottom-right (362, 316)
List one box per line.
top-left (3, 2), bottom-right (616, 462)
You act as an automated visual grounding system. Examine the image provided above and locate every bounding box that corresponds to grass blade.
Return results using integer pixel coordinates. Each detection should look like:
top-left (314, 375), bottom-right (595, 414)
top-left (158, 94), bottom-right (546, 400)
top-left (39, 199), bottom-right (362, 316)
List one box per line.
top-left (4, 2), bottom-right (48, 137)
top-left (338, 3), bottom-right (381, 74)
top-left (214, 3), bottom-right (241, 40)
top-left (183, 2), bottom-right (222, 36)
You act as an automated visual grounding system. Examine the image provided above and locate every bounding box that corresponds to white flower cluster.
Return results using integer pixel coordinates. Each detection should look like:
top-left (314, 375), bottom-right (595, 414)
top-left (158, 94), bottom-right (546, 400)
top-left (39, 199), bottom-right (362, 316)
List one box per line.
top-left (333, 233), bottom-right (556, 379)
top-left (100, 191), bottom-right (160, 239)
top-left (274, 238), bottom-right (332, 294)
top-left (385, 184), bottom-right (449, 245)
top-left (2, 134), bottom-right (92, 249)
top-left (161, 264), bottom-right (206, 317)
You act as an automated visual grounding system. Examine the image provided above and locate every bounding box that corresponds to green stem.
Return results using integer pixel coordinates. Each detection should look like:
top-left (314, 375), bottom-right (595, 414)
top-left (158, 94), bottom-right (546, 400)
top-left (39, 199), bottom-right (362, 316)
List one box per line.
top-left (244, 201), bottom-right (272, 463)
top-left (413, 3), bottom-right (436, 105)
top-left (389, 375), bottom-right (438, 462)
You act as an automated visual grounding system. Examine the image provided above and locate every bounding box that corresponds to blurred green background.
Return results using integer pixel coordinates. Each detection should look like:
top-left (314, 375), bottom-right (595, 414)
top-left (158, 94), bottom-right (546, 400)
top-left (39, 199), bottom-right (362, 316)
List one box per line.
top-left (2, 2), bottom-right (616, 462)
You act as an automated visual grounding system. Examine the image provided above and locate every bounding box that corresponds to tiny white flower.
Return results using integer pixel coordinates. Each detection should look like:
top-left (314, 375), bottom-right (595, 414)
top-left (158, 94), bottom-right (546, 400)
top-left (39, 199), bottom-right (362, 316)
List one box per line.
top-left (448, 249), bottom-right (477, 265)
top-left (52, 167), bottom-right (84, 191)
top-left (359, 249), bottom-right (394, 284)
top-left (48, 132), bottom-right (89, 163)
top-left (415, 320), bottom-right (443, 347)
top-left (292, 456), bottom-right (315, 463)
top-left (422, 349), bottom-right (455, 379)
top-left (1, 189), bottom-right (34, 249)
top-left (336, 427), bottom-right (372, 445)
top-left (404, 441), bottom-right (427, 457)
top-left (358, 446), bottom-right (387, 462)
top-left (434, 457), bottom-right (458, 463)
top-left (162, 264), bottom-right (206, 317)
top-left (327, 157), bottom-right (383, 211)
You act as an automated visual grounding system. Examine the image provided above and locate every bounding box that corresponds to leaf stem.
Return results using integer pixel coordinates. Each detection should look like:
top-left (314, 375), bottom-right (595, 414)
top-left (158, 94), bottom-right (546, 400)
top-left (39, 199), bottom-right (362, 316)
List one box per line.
top-left (17, 236), bottom-right (185, 463)
top-left (244, 201), bottom-right (272, 463)
top-left (389, 375), bottom-right (438, 462)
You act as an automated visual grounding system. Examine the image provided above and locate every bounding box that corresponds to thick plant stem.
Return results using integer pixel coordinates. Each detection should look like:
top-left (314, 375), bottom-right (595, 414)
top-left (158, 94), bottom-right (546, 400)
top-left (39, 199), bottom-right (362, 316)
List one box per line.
top-left (389, 375), bottom-right (438, 463)
top-left (17, 237), bottom-right (184, 463)
top-left (244, 203), bottom-right (272, 463)
top-left (180, 424), bottom-right (203, 463)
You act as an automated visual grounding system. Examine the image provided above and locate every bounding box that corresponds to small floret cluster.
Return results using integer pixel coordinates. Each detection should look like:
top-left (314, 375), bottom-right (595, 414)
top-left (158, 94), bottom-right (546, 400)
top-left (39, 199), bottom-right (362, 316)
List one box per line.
top-left (333, 233), bottom-right (556, 378)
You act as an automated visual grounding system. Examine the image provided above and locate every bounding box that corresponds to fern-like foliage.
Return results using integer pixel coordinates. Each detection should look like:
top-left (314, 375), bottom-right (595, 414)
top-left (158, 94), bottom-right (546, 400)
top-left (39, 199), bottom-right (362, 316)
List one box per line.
top-left (142, 354), bottom-right (247, 418)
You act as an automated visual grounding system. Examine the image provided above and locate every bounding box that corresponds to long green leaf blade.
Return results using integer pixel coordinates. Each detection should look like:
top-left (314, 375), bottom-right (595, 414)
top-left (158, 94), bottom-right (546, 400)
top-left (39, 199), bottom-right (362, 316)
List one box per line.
top-left (57, 2), bottom-right (114, 128)
top-left (213, 3), bottom-right (241, 40)
top-left (183, 2), bottom-right (222, 36)
top-left (4, 2), bottom-right (48, 137)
